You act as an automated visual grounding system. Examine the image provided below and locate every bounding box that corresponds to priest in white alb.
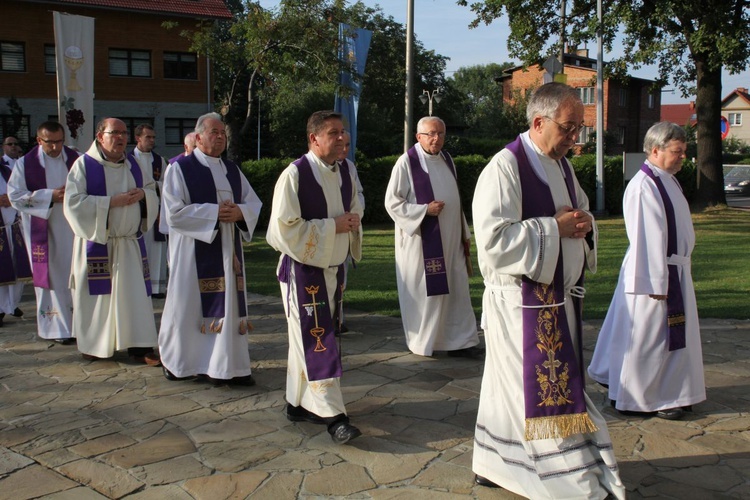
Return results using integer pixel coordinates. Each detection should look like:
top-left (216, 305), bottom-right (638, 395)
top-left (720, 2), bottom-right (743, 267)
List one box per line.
top-left (158, 113), bottom-right (262, 386)
top-left (267, 110), bottom-right (363, 445)
top-left (384, 116), bottom-right (481, 359)
top-left (130, 123), bottom-right (169, 298)
top-left (0, 158), bottom-right (29, 327)
top-left (63, 118), bottom-right (160, 364)
top-left (8, 121), bottom-right (77, 343)
top-left (589, 121), bottom-right (705, 420)
top-left (471, 83), bottom-right (625, 499)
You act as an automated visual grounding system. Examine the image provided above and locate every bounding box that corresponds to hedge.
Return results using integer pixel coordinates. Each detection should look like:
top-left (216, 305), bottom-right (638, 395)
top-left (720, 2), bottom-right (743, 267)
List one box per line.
top-left (241, 153), bottom-right (697, 229)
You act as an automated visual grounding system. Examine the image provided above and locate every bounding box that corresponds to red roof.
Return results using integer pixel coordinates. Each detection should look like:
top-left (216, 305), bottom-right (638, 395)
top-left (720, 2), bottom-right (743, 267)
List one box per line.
top-left (34, 0), bottom-right (233, 19)
top-left (721, 87), bottom-right (750, 107)
top-left (661, 103), bottom-right (696, 126)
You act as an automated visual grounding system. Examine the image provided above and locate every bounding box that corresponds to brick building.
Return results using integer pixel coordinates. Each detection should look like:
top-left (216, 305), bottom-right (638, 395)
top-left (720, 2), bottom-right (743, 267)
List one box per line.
top-left (497, 51), bottom-right (661, 156)
top-left (0, 0), bottom-right (231, 157)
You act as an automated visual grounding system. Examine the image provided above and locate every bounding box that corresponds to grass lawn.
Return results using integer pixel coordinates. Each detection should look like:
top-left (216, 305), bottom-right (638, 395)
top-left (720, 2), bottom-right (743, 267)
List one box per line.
top-left (244, 206), bottom-right (750, 320)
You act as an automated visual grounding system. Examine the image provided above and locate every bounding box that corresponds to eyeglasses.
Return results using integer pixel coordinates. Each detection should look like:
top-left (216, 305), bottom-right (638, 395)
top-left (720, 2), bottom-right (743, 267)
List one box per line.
top-left (103, 130), bottom-right (128, 137)
top-left (4, 142), bottom-right (19, 146)
top-left (544, 117), bottom-right (584, 136)
top-left (418, 131), bottom-right (446, 139)
top-left (39, 138), bottom-right (64, 145)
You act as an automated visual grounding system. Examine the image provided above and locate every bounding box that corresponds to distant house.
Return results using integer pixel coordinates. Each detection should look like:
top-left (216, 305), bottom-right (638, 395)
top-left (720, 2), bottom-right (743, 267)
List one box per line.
top-left (721, 87), bottom-right (750, 144)
top-left (661, 102), bottom-right (696, 127)
top-left (0, 0), bottom-right (232, 157)
top-left (496, 50), bottom-right (661, 156)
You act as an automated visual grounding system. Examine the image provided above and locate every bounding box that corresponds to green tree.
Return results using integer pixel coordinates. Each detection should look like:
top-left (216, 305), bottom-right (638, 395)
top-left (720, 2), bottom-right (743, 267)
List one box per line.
top-left (458, 0), bottom-right (750, 206)
top-left (448, 62), bottom-right (513, 137)
top-left (174, 0), bottom-right (344, 160)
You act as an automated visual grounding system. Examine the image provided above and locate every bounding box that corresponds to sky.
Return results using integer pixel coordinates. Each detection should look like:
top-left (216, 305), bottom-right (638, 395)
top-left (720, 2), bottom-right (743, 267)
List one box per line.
top-left (258, 0), bottom-right (750, 105)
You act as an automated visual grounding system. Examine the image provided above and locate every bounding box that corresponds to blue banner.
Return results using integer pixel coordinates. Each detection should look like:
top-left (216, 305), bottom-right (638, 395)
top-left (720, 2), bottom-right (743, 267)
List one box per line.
top-left (334, 23), bottom-right (372, 162)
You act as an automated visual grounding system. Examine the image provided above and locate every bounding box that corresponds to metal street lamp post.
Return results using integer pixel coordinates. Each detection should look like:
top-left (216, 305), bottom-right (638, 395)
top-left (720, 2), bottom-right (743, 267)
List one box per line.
top-left (419, 89), bottom-right (442, 116)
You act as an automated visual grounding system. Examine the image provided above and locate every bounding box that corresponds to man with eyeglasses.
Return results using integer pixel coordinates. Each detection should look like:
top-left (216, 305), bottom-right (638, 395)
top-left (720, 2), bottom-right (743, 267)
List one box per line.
top-left (2, 136), bottom-right (23, 169)
top-left (385, 116), bottom-right (481, 361)
top-left (589, 122), bottom-right (705, 421)
top-left (471, 82), bottom-right (624, 498)
top-left (8, 121), bottom-right (78, 343)
top-left (63, 118), bottom-right (160, 366)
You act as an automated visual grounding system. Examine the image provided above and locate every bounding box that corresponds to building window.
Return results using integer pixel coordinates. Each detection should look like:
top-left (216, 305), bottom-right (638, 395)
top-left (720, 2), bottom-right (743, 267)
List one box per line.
top-left (0, 114), bottom-right (31, 146)
top-left (164, 52), bottom-right (198, 80)
top-left (45, 45), bottom-right (56, 74)
top-left (729, 113), bottom-right (742, 126)
top-left (1, 42), bottom-right (25, 72)
top-left (578, 87), bottom-right (595, 105)
top-left (616, 126), bottom-right (626, 145)
top-left (648, 93), bottom-right (656, 109)
top-left (577, 126), bottom-right (595, 144)
top-left (109, 49), bottom-right (151, 77)
top-left (118, 117), bottom-right (154, 144)
top-left (619, 89), bottom-right (627, 107)
top-left (165, 118), bottom-right (196, 145)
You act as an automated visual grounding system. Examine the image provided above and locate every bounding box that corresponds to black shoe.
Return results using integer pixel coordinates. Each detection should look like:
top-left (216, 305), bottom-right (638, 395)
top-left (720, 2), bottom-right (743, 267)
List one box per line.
top-left (329, 421), bottom-right (361, 444)
top-left (656, 408), bottom-right (685, 420)
top-left (475, 475), bottom-right (501, 488)
top-left (447, 345), bottom-right (485, 360)
top-left (228, 375), bottom-right (256, 386)
top-left (0, 313), bottom-right (4, 327)
top-left (53, 338), bottom-right (76, 345)
top-left (11, 307), bottom-right (23, 318)
top-left (163, 366), bottom-right (194, 381)
top-left (152, 293), bottom-right (166, 299)
top-left (206, 374), bottom-right (256, 387)
top-left (285, 403), bottom-right (326, 424)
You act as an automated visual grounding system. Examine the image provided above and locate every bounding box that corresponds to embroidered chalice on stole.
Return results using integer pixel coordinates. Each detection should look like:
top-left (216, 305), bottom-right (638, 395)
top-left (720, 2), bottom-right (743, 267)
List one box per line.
top-left (303, 285), bottom-right (327, 352)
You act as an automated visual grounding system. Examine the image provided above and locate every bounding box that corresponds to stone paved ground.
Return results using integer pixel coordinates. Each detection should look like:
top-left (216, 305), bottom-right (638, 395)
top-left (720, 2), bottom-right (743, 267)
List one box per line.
top-left (0, 291), bottom-right (748, 499)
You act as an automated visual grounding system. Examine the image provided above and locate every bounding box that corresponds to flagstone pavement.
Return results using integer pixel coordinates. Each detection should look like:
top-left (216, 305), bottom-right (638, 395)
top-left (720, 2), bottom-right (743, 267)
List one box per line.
top-left (0, 291), bottom-right (748, 499)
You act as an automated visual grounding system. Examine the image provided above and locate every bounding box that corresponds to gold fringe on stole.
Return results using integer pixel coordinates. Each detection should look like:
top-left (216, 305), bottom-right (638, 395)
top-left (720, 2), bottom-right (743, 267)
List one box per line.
top-left (524, 412), bottom-right (599, 441)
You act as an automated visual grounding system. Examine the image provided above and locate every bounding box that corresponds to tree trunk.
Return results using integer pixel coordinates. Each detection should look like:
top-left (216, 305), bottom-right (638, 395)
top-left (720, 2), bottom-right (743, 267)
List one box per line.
top-left (693, 58), bottom-right (726, 207)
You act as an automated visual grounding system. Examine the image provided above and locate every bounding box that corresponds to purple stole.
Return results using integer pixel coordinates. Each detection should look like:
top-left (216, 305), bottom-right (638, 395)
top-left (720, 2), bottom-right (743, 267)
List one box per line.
top-left (276, 155), bottom-right (351, 381)
top-left (168, 153), bottom-right (185, 165)
top-left (24, 145), bottom-right (77, 288)
top-left (639, 163), bottom-right (687, 351)
top-left (0, 164), bottom-right (32, 285)
top-left (176, 154), bottom-right (247, 328)
top-left (130, 149), bottom-right (166, 241)
top-left (506, 137), bottom-right (597, 441)
top-left (406, 146), bottom-right (458, 296)
top-left (83, 154), bottom-right (152, 296)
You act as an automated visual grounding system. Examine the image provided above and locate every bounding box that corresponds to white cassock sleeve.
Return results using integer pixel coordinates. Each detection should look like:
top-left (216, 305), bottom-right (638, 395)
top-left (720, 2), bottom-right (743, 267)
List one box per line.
top-left (7, 157), bottom-right (54, 219)
top-left (472, 149), bottom-right (561, 285)
top-left (622, 175), bottom-right (668, 295)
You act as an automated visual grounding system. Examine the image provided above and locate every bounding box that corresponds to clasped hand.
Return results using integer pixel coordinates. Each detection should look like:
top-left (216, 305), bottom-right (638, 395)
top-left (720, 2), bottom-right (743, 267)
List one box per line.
top-left (0, 194), bottom-right (10, 208)
top-left (218, 200), bottom-right (243, 223)
top-left (110, 188), bottom-right (144, 207)
top-left (555, 206), bottom-right (592, 239)
top-left (335, 212), bottom-right (360, 233)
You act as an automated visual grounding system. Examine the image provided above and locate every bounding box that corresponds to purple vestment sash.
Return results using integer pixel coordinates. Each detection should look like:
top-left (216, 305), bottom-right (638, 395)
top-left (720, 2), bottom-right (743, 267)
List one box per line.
top-left (130, 149), bottom-right (166, 241)
top-left (0, 164), bottom-right (32, 285)
top-left (406, 146), bottom-right (459, 296)
top-left (83, 154), bottom-right (151, 296)
top-left (177, 153), bottom-right (247, 328)
top-left (276, 155), bottom-right (352, 381)
top-left (23, 145), bottom-right (77, 288)
top-left (639, 163), bottom-right (687, 351)
top-left (506, 136), bottom-right (597, 440)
